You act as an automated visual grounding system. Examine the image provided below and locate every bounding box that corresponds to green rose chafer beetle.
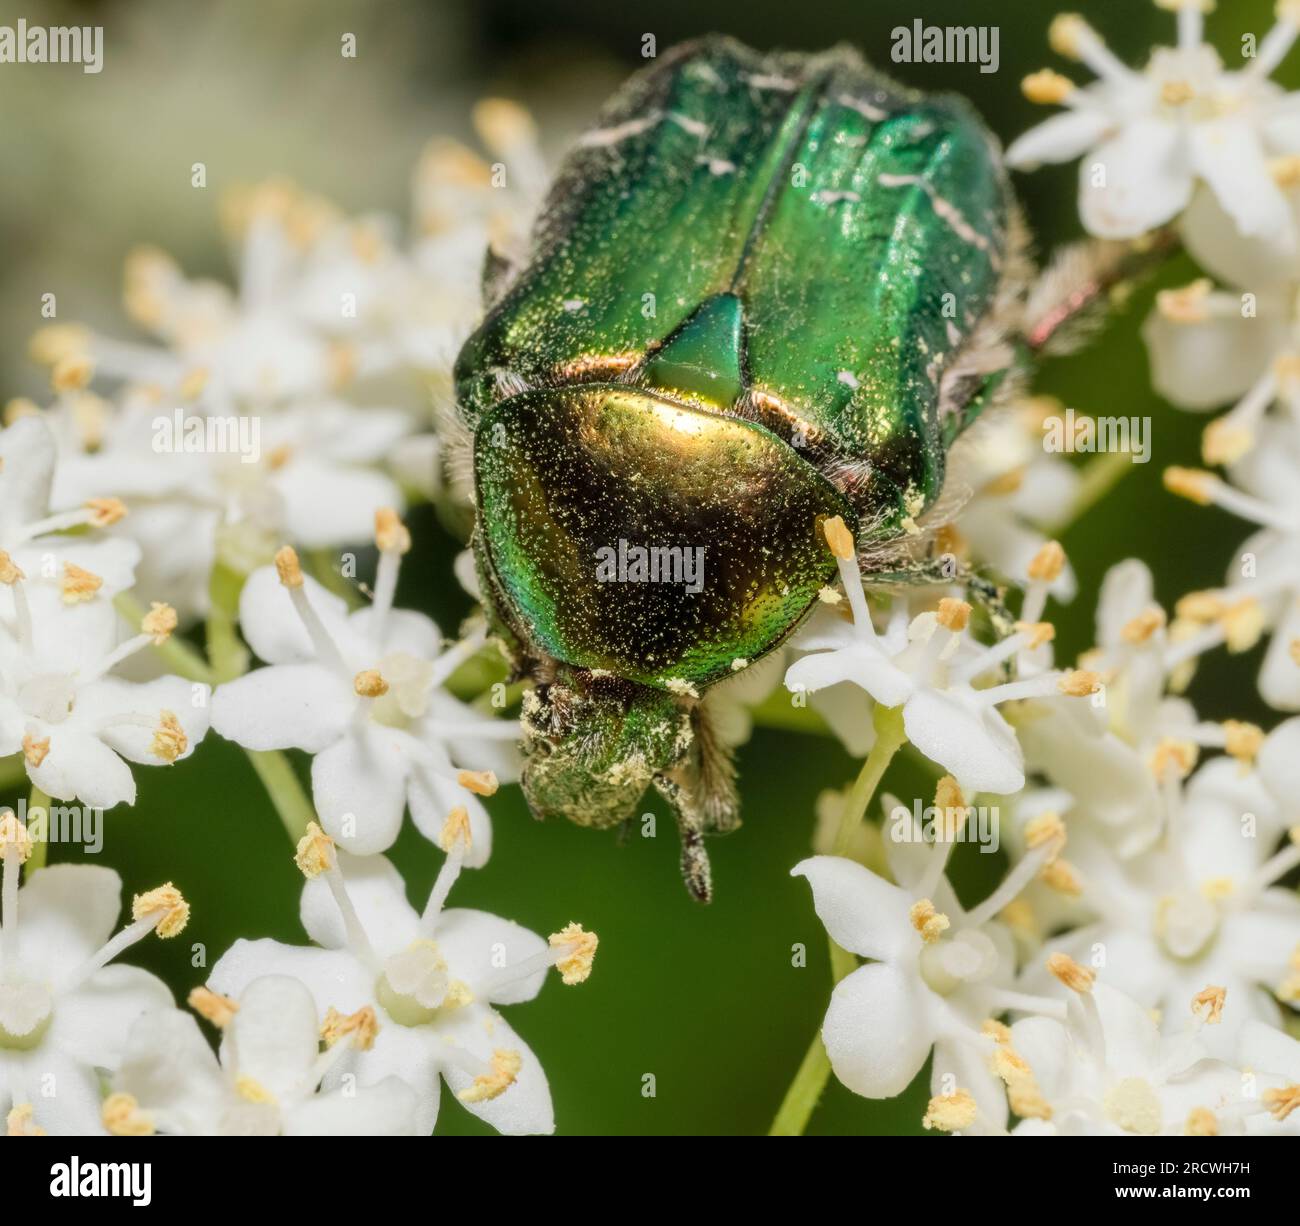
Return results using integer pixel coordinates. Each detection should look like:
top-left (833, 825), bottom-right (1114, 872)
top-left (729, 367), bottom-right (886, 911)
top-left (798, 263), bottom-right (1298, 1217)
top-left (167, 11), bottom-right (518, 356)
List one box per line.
top-left (454, 36), bottom-right (1154, 900)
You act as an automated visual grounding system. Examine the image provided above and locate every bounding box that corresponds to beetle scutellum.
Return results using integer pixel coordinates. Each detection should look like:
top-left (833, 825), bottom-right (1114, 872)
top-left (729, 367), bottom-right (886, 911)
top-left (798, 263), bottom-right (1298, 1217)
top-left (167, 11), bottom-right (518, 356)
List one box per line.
top-left (452, 36), bottom-right (1161, 900)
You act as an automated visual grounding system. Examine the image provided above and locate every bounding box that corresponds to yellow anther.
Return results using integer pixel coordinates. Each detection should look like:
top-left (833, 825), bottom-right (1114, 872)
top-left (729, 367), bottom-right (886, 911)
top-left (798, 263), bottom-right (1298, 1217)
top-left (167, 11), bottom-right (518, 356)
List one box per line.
top-left (1047, 951), bottom-right (1095, 994)
top-left (990, 1041), bottom-right (1053, 1121)
top-left (1200, 876), bottom-right (1235, 902)
top-left (294, 822), bottom-right (335, 878)
top-left (179, 367), bottom-right (209, 400)
top-left (1175, 590), bottom-right (1225, 623)
top-left (21, 733), bottom-right (50, 769)
top-left (1025, 812), bottom-right (1067, 860)
top-left (188, 986), bottom-right (239, 1028)
top-left (102, 1093), bottom-right (155, 1137)
top-left (274, 544), bottom-right (304, 589)
top-left (936, 597), bottom-right (972, 633)
top-left (322, 1005), bottom-right (380, 1051)
top-left (0, 813), bottom-right (33, 863)
top-left (1160, 80), bottom-right (1195, 106)
top-left (236, 1076), bottom-right (276, 1105)
top-left (981, 1018), bottom-right (1013, 1044)
top-left (1058, 669), bottom-right (1101, 697)
top-left (266, 444), bottom-right (293, 471)
top-left (85, 496), bottom-right (127, 527)
top-left (984, 466), bottom-right (1025, 496)
top-left (821, 514), bottom-right (856, 561)
top-left (457, 1048), bottom-right (522, 1104)
top-left (1222, 720), bottom-right (1263, 766)
top-left (1163, 466), bottom-right (1215, 505)
top-left (457, 769), bottom-right (499, 797)
top-left (1048, 13), bottom-right (1095, 60)
top-left (922, 1089), bottom-right (977, 1132)
top-left (375, 507), bottom-right (411, 555)
top-left (28, 322), bottom-right (90, 366)
top-left (6, 1103), bottom-right (46, 1136)
top-left (1263, 1084), bottom-right (1300, 1122)
top-left (1027, 540), bottom-right (1065, 582)
top-left (1015, 620), bottom-right (1056, 649)
top-left (142, 601), bottom-right (178, 645)
top-left (1191, 985), bottom-right (1226, 1025)
top-left (60, 562), bottom-right (103, 604)
top-left (353, 669), bottom-right (389, 698)
top-left (1022, 68), bottom-right (1075, 105)
top-left (1221, 598), bottom-right (1264, 653)
top-left (1148, 737), bottom-right (1198, 780)
top-left (473, 97), bottom-right (537, 154)
top-left (909, 899), bottom-right (950, 944)
top-left (133, 883), bottom-right (189, 938)
top-left (1000, 898), bottom-right (1039, 937)
top-left (549, 922), bottom-right (599, 984)
top-left (150, 711), bottom-right (187, 762)
top-left (1184, 1107), bottom-right (1218, 1136)
top-left (1120, 607), bottom-right (1166, 644)
top-left (1202, 418), bottom-right (1254, 467)
top-left (0, 552), bottom-right (23, 586)
top-left (1041, 859), bottom-right (1083, 897)
top-left (51, 354), bottom-right (95, 392)
top-left (439, 806), bottom-right (473, 854)
top-left (932, 775), bottom-right (966, 840)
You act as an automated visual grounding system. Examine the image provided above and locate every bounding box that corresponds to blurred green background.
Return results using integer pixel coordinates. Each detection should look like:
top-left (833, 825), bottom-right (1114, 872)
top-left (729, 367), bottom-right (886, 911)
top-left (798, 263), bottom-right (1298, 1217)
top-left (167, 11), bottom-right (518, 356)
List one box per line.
top-left (0, 0), bottom-right (1285, 1135)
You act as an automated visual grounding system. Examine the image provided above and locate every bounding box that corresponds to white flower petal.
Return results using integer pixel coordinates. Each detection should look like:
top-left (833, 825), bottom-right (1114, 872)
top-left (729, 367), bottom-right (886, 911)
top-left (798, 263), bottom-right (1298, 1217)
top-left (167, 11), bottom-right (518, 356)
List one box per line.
top-left (51, 964), bottom-right (173, 1071)
top-left (434, 908), bottom-right (549, 1005)
top-left (113, 1008), bottom-right (225, 1136)
top-left (79, 676), bottom-right (211, 765)
top-left (436, 1007), bottom-right (555, 1135)
top-left (28, 726), bottom-right (137, 809)
top-left (1142, 298), bottom-right (1287, 410)
top-left (1189, 120), bottom-right (1294, 246)
top-left (312, 725), bottom-right (414, 855)
top-left (1005, 107), bottom-right (1113, 169)
top-left (822, 962), bottom-right (934, 1098)
top-left (237, 567), bottom-right (357, 666)
top-left (299, 853), bottom-right (420, 956)
top-left (407, 770), bottom-right (492, 869)
top-left (209, 939), bottom-right (372, 1013)
top-left (325, 1021), bottom-right (441, 1135)
top-left (211, 663), bottom-right (350, 752)
top-left (15, 864), bottom-right (122, 967)
top-left (284, 1079), bottom-right (419, 1136)
top-left (785, 643), bottom-right (913, 708)
top-left (222, 975), bottom-right (321, 1098)
top-left (791, 855), bottom-right (916, 962)
top-left (1079, 119), bottom-right (1192, 239)
top-left (903, 689), bottom-right (1024, 795)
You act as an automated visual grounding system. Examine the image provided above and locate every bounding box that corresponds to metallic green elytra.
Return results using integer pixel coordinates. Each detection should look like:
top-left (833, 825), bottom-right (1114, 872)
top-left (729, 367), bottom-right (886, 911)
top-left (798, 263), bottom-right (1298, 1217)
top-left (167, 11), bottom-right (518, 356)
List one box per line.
top-left (455, 36), bottom-right (1021, 899)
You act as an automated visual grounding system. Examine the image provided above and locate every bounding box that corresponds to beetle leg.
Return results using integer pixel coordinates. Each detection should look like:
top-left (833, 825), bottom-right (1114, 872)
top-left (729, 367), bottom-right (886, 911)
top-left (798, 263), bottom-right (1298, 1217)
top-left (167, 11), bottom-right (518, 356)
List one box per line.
top-left (652, 774), bottom-right (714, 904)
top-left (1022, 229), bottom-right (1178, 355)
top-left (691, 705), bottom-right (741, 834)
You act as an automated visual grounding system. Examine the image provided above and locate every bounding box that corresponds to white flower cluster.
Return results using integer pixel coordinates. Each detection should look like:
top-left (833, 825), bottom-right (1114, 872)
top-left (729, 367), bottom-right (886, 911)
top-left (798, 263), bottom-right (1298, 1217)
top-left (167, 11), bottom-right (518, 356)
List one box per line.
top-left (0, 103), bottom-right (600, 1138)
top-left (773, 3), bottom-right (1300, 1136)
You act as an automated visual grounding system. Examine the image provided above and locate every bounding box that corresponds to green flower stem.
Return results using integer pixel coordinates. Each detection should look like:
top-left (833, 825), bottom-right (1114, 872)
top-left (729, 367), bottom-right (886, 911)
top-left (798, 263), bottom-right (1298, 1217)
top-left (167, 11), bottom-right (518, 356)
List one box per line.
top-left (1047, 449), bottom-right (1133, 536)
top-left (769, 705), bottom-right (907, 1136)
top-left (26, 785), bottom-right (51, 875)
top-left (0, 754), bottom-right (26, 792)
top-left (245, 749), bottom-right (315, 843)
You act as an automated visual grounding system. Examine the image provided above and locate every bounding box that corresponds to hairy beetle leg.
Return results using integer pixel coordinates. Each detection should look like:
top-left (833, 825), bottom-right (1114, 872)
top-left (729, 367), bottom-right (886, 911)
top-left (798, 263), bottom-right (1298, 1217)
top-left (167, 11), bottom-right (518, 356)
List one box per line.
top-left (653, 774), bottom-right (714, 904)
